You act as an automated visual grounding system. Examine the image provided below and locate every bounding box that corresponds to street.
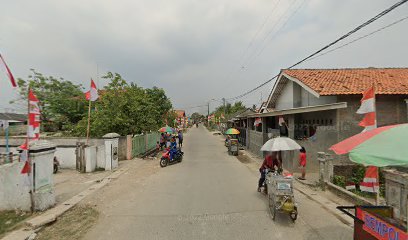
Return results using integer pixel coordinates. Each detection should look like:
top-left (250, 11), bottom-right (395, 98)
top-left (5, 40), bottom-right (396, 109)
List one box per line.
top-left (81, 126), bottom-right (352, 240)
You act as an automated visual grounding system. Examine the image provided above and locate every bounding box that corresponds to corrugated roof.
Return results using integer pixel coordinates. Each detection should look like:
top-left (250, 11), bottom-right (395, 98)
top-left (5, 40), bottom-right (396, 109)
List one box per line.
top-left (0, 113), bottom-right (27, 122)
top-left (283, 68), bottom-right (408, 95)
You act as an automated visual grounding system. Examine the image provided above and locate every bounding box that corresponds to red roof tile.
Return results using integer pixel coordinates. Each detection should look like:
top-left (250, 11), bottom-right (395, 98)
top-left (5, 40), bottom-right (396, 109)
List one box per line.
top-left (175, 110), bottom-right (186, 118)
top-left (282, 68), bottom-right (408, 95)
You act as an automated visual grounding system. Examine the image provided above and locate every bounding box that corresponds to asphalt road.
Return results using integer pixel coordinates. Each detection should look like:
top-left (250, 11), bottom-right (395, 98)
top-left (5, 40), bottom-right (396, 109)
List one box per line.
top-left (84, 125), bottom-right (352, 240)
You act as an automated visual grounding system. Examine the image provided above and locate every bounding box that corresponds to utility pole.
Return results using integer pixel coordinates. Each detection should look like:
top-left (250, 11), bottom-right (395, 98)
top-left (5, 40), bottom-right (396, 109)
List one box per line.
top-left (207, 101), bottom-right (210, 125)
top-left (222, 98), bottom-right (226, 116)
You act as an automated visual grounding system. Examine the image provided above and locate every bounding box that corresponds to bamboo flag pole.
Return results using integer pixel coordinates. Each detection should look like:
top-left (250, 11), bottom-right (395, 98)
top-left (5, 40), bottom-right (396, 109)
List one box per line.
top-left (86, 97), bottom-right (91, 145)
top-left (27, 87), bottom-right (34, 212)
top-left (373, 82), bottom-right (380, 206)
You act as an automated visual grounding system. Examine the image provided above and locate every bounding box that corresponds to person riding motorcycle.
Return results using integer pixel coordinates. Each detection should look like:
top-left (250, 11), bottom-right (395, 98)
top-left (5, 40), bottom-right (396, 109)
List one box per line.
top-left (169, 136), bottom-right (178, 161)
top-left (257, 152), bottom-right (279, 192)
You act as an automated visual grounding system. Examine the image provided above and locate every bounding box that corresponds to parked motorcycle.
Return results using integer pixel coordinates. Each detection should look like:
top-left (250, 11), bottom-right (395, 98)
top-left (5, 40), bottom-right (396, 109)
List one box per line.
top-left (160, 148), bottom-right (184, 167)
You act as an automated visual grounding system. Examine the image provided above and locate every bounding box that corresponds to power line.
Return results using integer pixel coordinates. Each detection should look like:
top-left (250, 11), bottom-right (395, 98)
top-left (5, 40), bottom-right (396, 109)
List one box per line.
top-left (244, 0), bottom-right (307, 69)
top-left (226, 0), bottom-right (408, 101)
top-left (306, 15), bottom-right (408, 62)
top-left (241, 0), bottom-right (298, 69)
top-left (238, 0), bottom-right (281, 64)
top-left (221, 0), bottom-right (281, 85)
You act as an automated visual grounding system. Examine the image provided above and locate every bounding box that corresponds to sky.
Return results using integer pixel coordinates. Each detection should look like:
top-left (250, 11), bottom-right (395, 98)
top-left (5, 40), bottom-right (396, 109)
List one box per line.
top-left (0, 0), bottom-right (407, 115)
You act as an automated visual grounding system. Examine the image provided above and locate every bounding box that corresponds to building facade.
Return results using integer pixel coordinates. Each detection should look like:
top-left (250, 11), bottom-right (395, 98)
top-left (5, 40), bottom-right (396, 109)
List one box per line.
top-left (234, 68), bottom-right (408, 173)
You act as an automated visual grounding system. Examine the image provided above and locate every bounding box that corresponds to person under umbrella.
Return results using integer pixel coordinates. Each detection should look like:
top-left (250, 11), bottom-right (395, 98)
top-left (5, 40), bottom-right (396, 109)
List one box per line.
top-left (258, 152), bottom-right (280, 192)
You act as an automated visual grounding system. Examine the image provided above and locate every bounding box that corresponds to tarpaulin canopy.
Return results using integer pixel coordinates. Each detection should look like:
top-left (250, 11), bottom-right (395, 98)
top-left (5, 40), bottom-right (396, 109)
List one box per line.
top-left (330, 124), bottom-right (408, 167)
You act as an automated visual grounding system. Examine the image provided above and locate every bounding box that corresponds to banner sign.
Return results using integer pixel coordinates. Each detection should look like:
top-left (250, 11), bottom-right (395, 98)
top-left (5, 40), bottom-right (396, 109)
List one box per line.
top-left (356, 207), bottom-right (407, 240)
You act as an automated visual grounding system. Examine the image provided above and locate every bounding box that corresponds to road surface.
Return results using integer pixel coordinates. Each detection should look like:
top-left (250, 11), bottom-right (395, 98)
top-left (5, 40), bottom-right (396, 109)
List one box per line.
top-left (84, 126), bottom-right (352, 240)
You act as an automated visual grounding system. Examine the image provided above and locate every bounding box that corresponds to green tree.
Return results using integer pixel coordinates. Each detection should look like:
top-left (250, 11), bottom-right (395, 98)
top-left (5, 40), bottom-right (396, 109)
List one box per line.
top-left (74, 72), bottom-right (173, 137)
top-left (12, 69), bottom-right (87, 132)
top-left (191, 112), bottom-right (204, 123)
top-left (212, 101), bottom-right (246, 118)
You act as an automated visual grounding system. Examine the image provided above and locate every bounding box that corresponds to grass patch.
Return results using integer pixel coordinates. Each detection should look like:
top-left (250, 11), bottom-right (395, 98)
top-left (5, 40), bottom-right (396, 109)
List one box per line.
top-left (0, 210), bottom-right (31, 237)
top-left (36, 205), bottom-right (99, 240)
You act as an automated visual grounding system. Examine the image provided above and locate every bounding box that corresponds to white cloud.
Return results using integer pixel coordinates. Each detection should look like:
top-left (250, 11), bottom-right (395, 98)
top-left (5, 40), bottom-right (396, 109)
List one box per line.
top-left (0, 0), bottom-right (407, 114)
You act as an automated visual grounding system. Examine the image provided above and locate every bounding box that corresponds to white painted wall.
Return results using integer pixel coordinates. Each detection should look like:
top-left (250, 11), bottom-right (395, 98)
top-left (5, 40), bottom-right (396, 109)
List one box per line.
top-left (55, 147), bottom-right (76, 169)
top-left (30, 146), bottom-right (56, 211)
top-left (275, 81), bottom-right (294, 110)
top-left (0, 161), bottom-right (32, 211)
top-left (275, 81), bottom-right (338, 110)
top-left (300, 88), bottom-right (337, 107)
top-left (85, 146), bottom-right (97, 173)
top-left (104, 138), bottom-right (119, 171)
top-left (96, 145), bottom-right (105, 169)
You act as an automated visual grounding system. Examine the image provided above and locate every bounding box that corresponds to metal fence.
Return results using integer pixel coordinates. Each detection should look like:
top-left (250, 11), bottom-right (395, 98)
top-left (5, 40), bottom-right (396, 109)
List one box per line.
top-left (0, 153), bottom-right (20, 165)
top-left (132, 132), bottom-right (160, 158)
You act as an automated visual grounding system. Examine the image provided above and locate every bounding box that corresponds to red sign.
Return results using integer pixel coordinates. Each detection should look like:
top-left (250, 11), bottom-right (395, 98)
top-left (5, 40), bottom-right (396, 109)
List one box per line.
top-left (356, 208), bottom-right (407, 240)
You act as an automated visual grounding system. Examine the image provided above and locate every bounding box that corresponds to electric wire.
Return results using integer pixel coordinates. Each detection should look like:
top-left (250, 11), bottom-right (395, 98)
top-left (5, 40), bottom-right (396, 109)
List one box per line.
top-left (240, 0), bottom-right (298, 69)
top-left (244, 0), bottom-right (307, 69)
top-left (305, 15), bottom-right (408, 62)
top-left (221, 0), bottom-right (281, 85)
top-left (226, 0), bottom-right (408, 102)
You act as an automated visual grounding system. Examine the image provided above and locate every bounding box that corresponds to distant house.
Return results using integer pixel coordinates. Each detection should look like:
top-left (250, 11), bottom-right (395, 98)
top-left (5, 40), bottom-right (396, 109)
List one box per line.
top-left (0, 113), bottom-right (27, 135)
top-left (0, 113), bottom-right (27, 123)
top-left (174, 110), bottom-right (187, 128)
top-left (234, 68), bottom-right (408, 172)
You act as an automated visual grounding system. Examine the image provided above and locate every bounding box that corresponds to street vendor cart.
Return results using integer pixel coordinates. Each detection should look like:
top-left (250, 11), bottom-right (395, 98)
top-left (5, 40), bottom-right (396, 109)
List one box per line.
top-left (225, 128), bottom-right (240, 156)
top-left (260, 136), bottom-right (301, 222)
top-left (267, 172), bottom-right (297, 222)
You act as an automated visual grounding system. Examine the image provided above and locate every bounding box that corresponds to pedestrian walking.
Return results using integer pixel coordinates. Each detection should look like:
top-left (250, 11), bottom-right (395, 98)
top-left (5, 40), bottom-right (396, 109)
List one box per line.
top-left (166, 133), bottom-right (171, 148)
top-left (298, 147), bottom-right (307, 180)
top-left (178, 130), bottom-right (183, 148)
top-left (160, 133), bottom-right (166, 150)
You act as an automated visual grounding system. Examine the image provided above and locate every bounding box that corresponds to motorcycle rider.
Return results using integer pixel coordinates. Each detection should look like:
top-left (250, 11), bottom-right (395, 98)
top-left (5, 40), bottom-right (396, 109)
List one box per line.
top-left (257, 151), bottom-right (279, 192)
top-left (169, 136), bottom-right (178, 161)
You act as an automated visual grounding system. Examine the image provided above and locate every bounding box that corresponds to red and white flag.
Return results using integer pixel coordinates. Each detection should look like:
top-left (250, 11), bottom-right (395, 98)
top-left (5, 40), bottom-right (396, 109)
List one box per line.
top-left (278, 116), bottom-right (285, 126)
top-left (357, 86), bottom-right (376, 132)
top-left (0, 54), bottom-right (17, 87)
top-left (254, 117), bottom-right (262, 127)
top-left (360, 166), bottom-right (379, 193)
top-left (85, 79), bottom-right (99, 101)
top-left (20, 90), bottom-right (41, 174)
top-left (28, 90), bottom-right (41, 141)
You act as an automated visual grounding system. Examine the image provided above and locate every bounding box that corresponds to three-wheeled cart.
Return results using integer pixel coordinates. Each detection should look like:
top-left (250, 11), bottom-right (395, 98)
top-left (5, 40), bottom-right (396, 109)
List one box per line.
top-left (228, 139), bottom-right (239, 156)
top-left (266, 172), bottom-right (298, 222)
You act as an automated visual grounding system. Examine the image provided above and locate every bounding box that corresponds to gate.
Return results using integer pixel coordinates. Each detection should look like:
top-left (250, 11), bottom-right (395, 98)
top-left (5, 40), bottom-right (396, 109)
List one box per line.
top-left (75, 142), bottom-right (86, 173)
top-left (132, 132), bottom-right (160, 158)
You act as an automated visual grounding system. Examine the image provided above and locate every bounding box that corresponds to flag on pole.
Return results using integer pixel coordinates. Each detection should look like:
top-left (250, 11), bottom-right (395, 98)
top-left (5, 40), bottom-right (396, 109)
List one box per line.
top-left (28, 90), bottom-right (41, 141)
top-left (357, 86), bottom-right (376, 132)
top-left (20, 90), bottom-right (41, 174)
top-left (0, 54), bottom-right (17, 87)
top-left (360, 166), bottom-right (379, 193)
top-left (85, 79), bottom-right (99, 101)
top-left (278, 116), bottom-right (285, 126)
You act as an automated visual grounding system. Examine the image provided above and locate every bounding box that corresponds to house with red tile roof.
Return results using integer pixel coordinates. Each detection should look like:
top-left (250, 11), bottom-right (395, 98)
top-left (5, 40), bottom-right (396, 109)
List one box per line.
top-left (233, 68), bottom-right (408, 172)
top-left (174, 110), bottom-right (187, 128)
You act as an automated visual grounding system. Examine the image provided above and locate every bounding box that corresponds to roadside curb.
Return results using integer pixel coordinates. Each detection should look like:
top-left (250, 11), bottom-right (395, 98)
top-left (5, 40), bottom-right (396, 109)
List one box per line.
top-left (293, 184), bottom-right (354, 228)
top-left (2, 166), bottom-right (130, 240)
top-left (294, 177), bottom-right (319, 188)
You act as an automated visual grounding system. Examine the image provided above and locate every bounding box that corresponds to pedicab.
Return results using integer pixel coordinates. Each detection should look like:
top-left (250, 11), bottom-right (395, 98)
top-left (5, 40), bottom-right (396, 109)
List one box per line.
top-left (330, 124), bottom-right (408, 239)
top-left (225, 128), bottom-right (240, 156)
top-left (260, 137), bottom-right (301, 222)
